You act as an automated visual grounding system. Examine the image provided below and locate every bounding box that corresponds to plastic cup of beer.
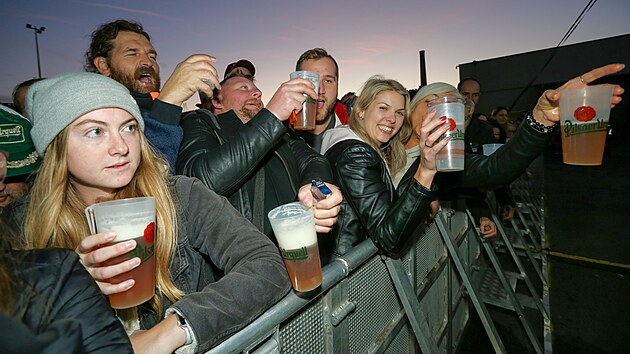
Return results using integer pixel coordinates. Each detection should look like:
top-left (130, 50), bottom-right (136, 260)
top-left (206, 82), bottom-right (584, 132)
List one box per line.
top-left (427, 95), bottom-right (466, 171)
top-left (482, 143), bottom-right (504, 156)
top-left (559, 86), bottom-right (613, 165)
top-left (85, 197), bottom-right (156, 309)
top-left (268, 202), bottom-right (322, 292)
top-left (289, 71), bottom-right (320, 130)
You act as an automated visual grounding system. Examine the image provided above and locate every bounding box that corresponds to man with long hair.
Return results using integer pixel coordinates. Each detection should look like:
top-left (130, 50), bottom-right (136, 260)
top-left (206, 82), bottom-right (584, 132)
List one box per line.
top-left (85, 19), bottom-right (220, 170)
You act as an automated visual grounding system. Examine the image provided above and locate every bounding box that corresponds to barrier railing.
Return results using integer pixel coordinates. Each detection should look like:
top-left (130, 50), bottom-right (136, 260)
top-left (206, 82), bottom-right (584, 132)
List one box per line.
top-left (207, 207), bottom-right (480, 354)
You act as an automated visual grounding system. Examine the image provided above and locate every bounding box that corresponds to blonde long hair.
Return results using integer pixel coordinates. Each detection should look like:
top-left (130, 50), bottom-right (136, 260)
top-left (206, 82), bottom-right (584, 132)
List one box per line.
top-left (349, 76), bottom-right (411, 177)
top-left (23, 127), bottom-right (183, 322)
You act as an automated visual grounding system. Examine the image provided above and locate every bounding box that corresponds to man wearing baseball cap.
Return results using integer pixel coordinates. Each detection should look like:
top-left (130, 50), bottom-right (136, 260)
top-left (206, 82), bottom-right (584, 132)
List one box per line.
top-left (224, 59), bottom-right (256, 79)
top-left (0, 105), bottom-right (41, 209)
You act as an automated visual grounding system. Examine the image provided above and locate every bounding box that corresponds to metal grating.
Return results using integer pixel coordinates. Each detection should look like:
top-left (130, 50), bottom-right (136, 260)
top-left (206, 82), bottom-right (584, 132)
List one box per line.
top-left (451, 298), bottom-right (470, 349)
top-left (451, 261), bottom-right (463, 301)
top-left (477, 268), bottom-right (518, 309)
top-left (383, 323), bottom-right (412, 354)
top-left (449, 211), bottom-right (468, 240)
top-left (415, 225), bottom-right (446, 284)
top-left (347, 256), bottom-right (402, 354)
top-left (419, 266), bottom-right (449, 339)
top-left (458, 235), bottom-right (470, 268)
top-left (279, 301), bottom-right (324, 354)
top-left (470, 230), bottom-right (481, 262)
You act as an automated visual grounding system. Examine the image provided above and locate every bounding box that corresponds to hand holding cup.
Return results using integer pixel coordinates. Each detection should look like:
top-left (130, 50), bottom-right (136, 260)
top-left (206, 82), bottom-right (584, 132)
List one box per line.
top-left (414, 109), bottom-right (449, 188)
top-left (266, 78), bottom-right (317, 122)
top-left (85, 197), bottom-right (157, 309)
top-left (76, 231), bottom-right (141, 295)
top-left (159, 54), bottom-right (221, 106)
top-left (532, 63), bottom-right (625, 126)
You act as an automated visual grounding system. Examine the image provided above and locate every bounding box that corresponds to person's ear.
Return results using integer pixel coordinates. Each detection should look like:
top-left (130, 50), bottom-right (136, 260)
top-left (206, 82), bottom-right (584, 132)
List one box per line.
top-left (211, 96), bottom-right (223, 110)
top-left (358, 111), bottom-right (365, 120)
top-left (93, 57), bottom-right (111, 76)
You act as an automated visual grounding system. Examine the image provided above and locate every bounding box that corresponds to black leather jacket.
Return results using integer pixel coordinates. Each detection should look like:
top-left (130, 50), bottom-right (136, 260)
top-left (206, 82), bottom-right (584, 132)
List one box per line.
top-left (176, 108), bottom-right (333, 237)
top-left (322, 120), bottom-right (553, 262)
top-left (322, 137), bottom-right (438, 263)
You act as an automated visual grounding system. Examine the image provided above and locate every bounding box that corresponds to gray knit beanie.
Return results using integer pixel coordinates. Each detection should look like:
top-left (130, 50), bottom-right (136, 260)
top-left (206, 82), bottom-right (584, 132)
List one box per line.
top-left (410, 82), bottom-right (461, 113)
top-left (25, 72), bottom-right (144, 156)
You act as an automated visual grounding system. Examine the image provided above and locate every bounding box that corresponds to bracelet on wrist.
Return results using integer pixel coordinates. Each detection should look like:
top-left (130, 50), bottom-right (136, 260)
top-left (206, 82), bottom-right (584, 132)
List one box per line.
top-left (525, 112), bottom-right (559, 135)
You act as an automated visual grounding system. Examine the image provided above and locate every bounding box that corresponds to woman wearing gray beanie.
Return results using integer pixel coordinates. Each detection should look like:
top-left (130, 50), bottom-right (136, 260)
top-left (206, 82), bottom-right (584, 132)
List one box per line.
top-left (20, 72), bottom-right (290, 353)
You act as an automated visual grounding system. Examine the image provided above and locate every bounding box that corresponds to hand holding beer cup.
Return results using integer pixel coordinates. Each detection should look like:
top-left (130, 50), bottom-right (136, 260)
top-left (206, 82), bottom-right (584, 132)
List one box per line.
top-left (268, 202), bottom-right (323, 293)
top-left (266, 77), bottom-right (317, 123)
top-left (289, 71), bottom-right (320, 130)
top-left (76, 231), bottom-right (141, 295)
top-left (531, 63), bottom-right (624, 165)
top-left (531, 63), bottom-right (625, 126)
top-left (84, 197), bottom-right (157, 309)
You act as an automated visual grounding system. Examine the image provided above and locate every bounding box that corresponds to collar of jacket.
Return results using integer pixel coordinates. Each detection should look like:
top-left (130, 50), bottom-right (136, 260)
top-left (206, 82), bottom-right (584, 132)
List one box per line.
top-left (130, 91), bottom-right (154, 112)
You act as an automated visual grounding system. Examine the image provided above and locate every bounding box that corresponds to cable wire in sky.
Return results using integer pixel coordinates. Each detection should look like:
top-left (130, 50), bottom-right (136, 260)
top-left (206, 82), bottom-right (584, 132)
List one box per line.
top-left (558, 0), bottom-right (597, 47)
top-left (508, 0), bottom-right (598, 111)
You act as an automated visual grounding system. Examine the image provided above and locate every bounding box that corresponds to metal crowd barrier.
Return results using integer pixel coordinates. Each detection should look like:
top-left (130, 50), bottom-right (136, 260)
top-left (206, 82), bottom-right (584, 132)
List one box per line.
top-left (207, 207), bottom-right (482, 354)
top-left (204, 177), bottom-right (549, 354)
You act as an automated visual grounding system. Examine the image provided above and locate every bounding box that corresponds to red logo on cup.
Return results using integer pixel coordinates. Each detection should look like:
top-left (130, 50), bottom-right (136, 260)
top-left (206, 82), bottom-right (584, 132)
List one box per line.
top-left (447, 118), bottom-right (456, 131)
top-left (143, 222), bottom-right (155, 243)
top-left (574, 106), bottom-right (596, 122)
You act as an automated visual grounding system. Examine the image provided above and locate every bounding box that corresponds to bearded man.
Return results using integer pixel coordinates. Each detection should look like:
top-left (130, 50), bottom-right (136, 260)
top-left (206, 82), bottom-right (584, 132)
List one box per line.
top-left (85, 20), bottom-right (220, 169)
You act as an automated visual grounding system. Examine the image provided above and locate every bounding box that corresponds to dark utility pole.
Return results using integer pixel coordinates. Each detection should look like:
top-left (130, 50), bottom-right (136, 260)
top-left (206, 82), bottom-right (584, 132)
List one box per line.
top-left (419, 50), bottom-right (427, 87)
top-left (26, 24), bottom-right (46, 78)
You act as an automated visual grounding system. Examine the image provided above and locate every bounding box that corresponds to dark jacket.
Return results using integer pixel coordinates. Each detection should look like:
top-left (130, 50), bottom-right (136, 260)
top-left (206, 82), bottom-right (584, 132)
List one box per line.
top-left (320, 128), bottom-right (438, 263)
top-left (131, 92), bottom-right (183, 172)
top-left (4, 248), bottom-right (133, 353)
top-left (3, 176), bottom-right (290, 354)
top-left (176, 108), bottom-right (333, 239)
top-left (321, 120), bottom-right (553, 261)
top-left (139, 175), bottom-right (290, 353)
top-left (423, 117), bottom-right (553, 191)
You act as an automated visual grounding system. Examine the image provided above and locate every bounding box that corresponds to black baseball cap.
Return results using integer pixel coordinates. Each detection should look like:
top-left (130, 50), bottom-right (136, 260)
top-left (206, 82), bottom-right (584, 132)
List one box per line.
top-left (224, 59), bottom-right (256, 79)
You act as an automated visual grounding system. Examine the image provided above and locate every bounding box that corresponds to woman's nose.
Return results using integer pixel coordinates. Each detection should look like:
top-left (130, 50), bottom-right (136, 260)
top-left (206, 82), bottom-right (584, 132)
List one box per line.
top-left (108, 134), bottom-right (130, 156)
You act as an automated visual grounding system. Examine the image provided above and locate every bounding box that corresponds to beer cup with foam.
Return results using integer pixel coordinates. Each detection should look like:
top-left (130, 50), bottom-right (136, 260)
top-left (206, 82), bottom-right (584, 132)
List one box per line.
top-left (268, 202), bottom-right (322, 292)
top-left (85, 197), bottom-right (156, 309)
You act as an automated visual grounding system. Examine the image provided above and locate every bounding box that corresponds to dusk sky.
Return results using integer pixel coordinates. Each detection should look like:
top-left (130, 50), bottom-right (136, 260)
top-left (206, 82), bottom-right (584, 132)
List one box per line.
top-left (1, 0), bottom-right (629, 107)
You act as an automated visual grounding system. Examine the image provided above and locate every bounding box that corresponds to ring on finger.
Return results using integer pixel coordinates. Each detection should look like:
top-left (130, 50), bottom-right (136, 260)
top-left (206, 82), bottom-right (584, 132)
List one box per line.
top-left (579, 76), bottom-right (586, 84)
top-left (425, 142), bottom-right (432, 148)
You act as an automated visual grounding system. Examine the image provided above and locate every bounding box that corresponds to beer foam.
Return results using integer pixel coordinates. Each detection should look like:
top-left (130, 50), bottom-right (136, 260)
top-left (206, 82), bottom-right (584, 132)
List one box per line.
top-left (97, 220), bottom-right (154, 242)
top-left (273, 218), bottom-right (317, 250)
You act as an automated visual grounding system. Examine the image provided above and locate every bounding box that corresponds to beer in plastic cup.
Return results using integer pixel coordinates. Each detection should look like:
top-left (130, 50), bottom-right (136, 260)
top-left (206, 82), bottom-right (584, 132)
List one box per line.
top-left (559, 86), bottom-right (613, 165)
top-left (482, 143), bottom-right (504, 156)
top-left (268, 202), bottom-right (322, 292)
top-left (289, 71), bottom-right (320, 130)
top-left (427, 96), bottom-right (466, 171)
top-left (85, 197), bottom-right (156, 309)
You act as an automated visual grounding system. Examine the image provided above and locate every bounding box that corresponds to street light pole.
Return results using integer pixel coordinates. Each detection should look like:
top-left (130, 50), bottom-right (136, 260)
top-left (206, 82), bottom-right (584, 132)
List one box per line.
top-left (26, 24), bottom-right (46, 78)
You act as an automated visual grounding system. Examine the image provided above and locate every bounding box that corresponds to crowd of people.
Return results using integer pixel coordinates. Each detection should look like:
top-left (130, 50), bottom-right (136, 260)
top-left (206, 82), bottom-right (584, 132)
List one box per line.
top-left (0, 18), bottom-right (624, 354)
